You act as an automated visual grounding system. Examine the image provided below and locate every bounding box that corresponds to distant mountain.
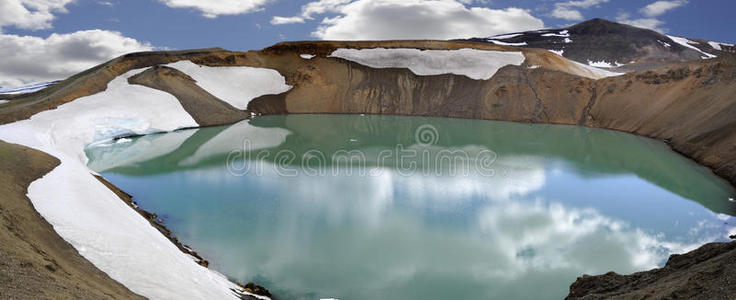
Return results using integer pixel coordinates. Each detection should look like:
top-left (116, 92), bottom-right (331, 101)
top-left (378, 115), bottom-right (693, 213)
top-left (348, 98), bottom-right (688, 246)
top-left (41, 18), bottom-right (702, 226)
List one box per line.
top-left (464, 18), bottom-right (735, 71)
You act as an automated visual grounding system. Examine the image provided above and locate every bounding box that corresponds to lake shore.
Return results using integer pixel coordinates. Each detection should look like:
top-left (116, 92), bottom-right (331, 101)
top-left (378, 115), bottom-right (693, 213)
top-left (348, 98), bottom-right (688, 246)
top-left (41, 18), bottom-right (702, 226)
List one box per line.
top-left (1, 41), bottom-right (735, 298)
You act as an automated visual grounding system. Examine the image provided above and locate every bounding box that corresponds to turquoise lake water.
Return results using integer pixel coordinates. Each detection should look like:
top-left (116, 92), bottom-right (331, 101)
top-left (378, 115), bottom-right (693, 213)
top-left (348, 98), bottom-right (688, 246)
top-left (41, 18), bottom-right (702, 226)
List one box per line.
top-left (86, 114), bottom-right (736, 300)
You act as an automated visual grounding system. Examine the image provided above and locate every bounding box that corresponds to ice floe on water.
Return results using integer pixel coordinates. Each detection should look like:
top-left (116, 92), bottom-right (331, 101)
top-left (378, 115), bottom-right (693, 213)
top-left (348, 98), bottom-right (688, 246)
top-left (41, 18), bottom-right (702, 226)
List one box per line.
top-left (330, 48), bottom-right (526, 80)
top-left (166, 60), bottom-right (292, 110)
top-left (0, 67), bottom-right (271, 299)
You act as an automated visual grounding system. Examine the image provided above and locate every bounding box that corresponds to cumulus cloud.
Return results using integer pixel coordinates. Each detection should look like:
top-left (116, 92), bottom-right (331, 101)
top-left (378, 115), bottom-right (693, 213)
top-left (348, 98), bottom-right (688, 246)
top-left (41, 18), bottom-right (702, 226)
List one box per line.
top-left (616, 12), bottom-right (665, 32)
top-left (616, 1), bottom-right (688, 33)
top-left (0, 30), bottom-right (153, 87)
top-left (640, 0), bottom-right (688, 17)
top-left (157, 0), bottom-right (271, 18)
top-left (0, 0), bottom-right (74, 31)
top-left (270, 16), bottom-right (305, 25)
top-left (273, 0), bottom-right (544, 40)
top-left (550, 0), bottom-right (609, 21)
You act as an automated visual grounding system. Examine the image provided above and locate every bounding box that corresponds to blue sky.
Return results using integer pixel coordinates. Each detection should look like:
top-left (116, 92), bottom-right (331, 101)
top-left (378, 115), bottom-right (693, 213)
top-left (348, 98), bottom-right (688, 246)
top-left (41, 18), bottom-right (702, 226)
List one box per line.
top-left (0, 0), bottom-right (734, 87)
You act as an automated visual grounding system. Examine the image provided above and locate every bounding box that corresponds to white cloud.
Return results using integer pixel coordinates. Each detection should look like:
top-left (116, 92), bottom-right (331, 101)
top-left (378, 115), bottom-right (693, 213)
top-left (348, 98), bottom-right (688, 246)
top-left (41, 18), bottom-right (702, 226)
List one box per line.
top-left (550, 0), bottom-right (609, 21)
top-left (0, 0), bottom-right (74, 31)
top-left (270, 16), bottom-right (305, 25)
top-left (157, 0), bottom-right (271, 18)
top-left (640, 0), bottom-right (688, 17)
top-left (617, 16), bottom-right (665, 32)
top-left (283, 0), bottom-right (543, 40)
top-left (0, 30), bottom-right (153, 87)
top-left (614, 0), bottom-right (687, 32)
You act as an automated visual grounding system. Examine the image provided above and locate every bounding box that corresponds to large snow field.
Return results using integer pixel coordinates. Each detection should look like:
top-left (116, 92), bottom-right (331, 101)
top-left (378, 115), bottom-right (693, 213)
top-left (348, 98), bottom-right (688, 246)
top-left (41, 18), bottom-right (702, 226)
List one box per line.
top-left (330, 48), bottom-right (526, 80)
top-left (0, 66), bottom-right (275, 300)
top-left (166, 60), bottom-right (292, 110)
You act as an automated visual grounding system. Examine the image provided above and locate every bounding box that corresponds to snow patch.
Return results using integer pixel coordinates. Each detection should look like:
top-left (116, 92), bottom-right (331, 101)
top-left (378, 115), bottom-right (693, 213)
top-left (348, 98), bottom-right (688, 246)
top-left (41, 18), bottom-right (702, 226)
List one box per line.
top-left (541, 30), bottom-right (570, 38)
top-left (708, 41), bottom-right (733, 51)
top-left (709, 42), bottom-right (723, 51)
top-left (300, 54), bottom-right (316, 59)
top-left (548, 49), bottom-right (564, 56)
top-left (587, 60), bottom-right (624, 68)
top-left (657, 40), bottom-right (671, 48)
top-left (487, 39), bottom-right (528, 46)
top-left (564, 38), bottom-right (573, 44)
top-left (166, 60), bottom-right (292, 110)
top-left (488, 33), bottom-right (523, 39)
top-left (572, 60), bottom-right (625, 78)
top-left (0, 68), bottom-right (264, 299)
top-left (0, 81), bottom-right (58, 95)
top-left (330, 48), bottom-right (526, 80)
top-left (0, 100), bottom-right (8, 104)
top-left (667, 35), bottom-right (717, 59)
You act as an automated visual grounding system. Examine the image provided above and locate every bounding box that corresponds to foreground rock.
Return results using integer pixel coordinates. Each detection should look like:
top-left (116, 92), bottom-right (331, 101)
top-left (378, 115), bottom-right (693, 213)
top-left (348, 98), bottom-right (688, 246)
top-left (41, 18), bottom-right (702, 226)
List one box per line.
top-left (567, 240), bottom-right (736, 299)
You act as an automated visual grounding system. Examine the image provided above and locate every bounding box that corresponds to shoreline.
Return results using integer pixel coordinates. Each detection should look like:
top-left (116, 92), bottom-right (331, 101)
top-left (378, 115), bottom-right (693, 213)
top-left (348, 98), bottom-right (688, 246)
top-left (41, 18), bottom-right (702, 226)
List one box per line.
top-left (92, 174), bottom-right (273, 299)
top-left (1, 41), bottom-right (735, 298)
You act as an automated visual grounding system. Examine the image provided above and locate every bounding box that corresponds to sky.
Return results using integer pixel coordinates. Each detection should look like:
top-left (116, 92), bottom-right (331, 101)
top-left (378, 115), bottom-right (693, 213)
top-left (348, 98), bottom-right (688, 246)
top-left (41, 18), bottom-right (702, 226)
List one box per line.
top-left (1, 0), bottom-right (734, 88)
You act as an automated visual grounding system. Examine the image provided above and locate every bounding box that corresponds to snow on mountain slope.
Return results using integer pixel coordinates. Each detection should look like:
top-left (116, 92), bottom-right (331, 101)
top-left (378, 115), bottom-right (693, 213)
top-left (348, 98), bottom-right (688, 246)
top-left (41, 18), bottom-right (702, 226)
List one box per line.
top-left (464, 19), bottom-right (723, 70)
top-left (330, 48), bottom-right (526, 80)
top-left (0, 67), bottom-right (271, 300)
top-left (165, 60), bottom-right (292, 110)
top-left (0, 81), bottom-right (58, 95)
top-left (667, 35), bottom-right (717, 59)
top-left (487, 40), bottom-right (528, 46)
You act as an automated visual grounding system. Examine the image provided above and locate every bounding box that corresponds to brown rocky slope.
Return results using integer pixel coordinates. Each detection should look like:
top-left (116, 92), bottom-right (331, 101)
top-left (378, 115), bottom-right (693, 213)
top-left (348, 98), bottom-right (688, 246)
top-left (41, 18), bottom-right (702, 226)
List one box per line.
top-left (0, 140), bottom-right (143, 299)
top-left (1, 39), bottom-right (735, 298)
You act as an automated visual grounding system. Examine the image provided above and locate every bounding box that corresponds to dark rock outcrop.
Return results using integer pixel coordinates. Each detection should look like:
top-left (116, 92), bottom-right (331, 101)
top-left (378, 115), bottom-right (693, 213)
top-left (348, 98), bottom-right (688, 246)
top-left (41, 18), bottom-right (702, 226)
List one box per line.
top-left (465, 18), bottom-right (724, 71)
top-left (567, 240), bottom-right (736, 299)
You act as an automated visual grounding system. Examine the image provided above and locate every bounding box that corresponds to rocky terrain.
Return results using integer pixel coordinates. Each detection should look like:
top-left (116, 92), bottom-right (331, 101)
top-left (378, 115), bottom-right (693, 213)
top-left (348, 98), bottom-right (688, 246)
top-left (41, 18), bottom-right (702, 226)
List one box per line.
top-left (567, 240), bottom-right (736, 299)
top-left (0, 140), bottom-right (142, 299)
top-left (0, 18), bottom-right (735, 299)
top-left (466, 18), bottom-right (735, 71)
